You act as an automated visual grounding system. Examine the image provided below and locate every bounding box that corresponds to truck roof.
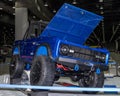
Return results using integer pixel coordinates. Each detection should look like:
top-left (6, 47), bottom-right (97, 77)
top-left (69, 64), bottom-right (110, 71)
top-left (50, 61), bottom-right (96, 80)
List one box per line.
top-left (41, 3), bottom-right (103, 45)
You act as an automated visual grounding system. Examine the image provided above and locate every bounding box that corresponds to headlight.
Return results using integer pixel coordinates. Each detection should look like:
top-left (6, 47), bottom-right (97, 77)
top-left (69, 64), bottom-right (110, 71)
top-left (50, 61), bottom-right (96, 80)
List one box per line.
top-left (60, 45), bottom-right (70, 55)
top-left (95, 54), bottom-right (105, 60)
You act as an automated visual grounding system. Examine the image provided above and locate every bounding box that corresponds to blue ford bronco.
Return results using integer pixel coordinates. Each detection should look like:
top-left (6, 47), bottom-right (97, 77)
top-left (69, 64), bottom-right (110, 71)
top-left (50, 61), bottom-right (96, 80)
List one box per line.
top-left (10, 3), bottom-right (109, 93)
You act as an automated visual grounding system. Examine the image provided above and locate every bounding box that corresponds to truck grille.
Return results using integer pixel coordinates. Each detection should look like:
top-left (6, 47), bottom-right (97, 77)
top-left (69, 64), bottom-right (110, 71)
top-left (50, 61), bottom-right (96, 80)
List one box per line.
top-left (59, 44), bottom-right (106, 64)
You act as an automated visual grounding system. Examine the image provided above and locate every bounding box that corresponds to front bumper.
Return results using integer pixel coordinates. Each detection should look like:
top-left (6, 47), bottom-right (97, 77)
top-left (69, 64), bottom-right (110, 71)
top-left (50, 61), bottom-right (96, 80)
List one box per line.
top-left (57, 57), bottom-right (109, 71)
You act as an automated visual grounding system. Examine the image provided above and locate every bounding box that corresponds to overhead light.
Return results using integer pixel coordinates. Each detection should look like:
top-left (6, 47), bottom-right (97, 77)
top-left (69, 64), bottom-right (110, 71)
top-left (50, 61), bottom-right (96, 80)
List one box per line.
top-left (72, 0), bottom-right (77, 5)
top-left (33, 16), bottom-right (36, 19)
top-left (0, 8), bottom-right (3, 10)
top-left (100, 11), bottom-right (104, 14)
top-left (37, 5), bottom-right (41, 11)
top-left (99, 0), bottom-right (103, 2)
top-left (44, 2), bottom-right (48, 7)
top-left (13, 13), bottom-right (15, 15)
top-left (40, 20), bottom-right (43, 22)
top-left (100, 6), bottom-right (103, 9)
top-left (12, 6), bottom-right (15, 9)
top-left (53, 9), bottom-right (56, 13)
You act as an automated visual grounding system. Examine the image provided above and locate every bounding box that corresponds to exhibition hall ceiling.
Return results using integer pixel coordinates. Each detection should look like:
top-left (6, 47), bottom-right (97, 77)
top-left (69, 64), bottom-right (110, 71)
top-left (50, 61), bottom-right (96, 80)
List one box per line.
top-left (0, 0), bottom-right (14, 45)
top-left (0, 0), bottom-right (120, 46)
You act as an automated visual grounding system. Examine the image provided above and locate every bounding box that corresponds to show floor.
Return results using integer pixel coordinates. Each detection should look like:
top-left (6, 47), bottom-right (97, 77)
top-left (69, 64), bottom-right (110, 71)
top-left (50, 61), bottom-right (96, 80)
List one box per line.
top-left (0, 62), bottom-right (120, 96)
top-left (0, 90), bottom-right (120, 96)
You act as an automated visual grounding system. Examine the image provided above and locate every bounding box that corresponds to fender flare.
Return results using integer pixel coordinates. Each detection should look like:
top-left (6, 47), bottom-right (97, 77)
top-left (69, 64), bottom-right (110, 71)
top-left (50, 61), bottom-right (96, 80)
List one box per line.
top-left (35, 44), bottom-right (52, 58)
top-left (13, 47), bottom-right (20, 55)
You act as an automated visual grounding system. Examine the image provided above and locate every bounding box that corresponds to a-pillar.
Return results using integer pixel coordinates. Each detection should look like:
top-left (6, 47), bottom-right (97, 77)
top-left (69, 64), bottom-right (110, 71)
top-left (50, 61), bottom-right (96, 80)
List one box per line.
top-left (15, 1), bottom-right (29, 40)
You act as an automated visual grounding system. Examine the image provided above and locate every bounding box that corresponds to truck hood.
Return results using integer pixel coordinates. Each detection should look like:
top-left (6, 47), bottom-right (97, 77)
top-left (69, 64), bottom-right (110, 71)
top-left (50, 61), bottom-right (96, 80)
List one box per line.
top-left (41, 3), bottom-right (103, 45)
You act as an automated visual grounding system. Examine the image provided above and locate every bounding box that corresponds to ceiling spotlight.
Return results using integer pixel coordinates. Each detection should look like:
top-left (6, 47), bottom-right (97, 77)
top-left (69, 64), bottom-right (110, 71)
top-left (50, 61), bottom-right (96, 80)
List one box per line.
top-left (37, 5), bottom-right (41, 11)
top-left (53, 9), bottom-right (56, 13)
top-left (72, 0), bottom-right (77, 5)
top-left (33, 16), bottom-right (36, 19)
top-left (40, 20), bottom-right (43, 22)
top-left (12, 6), bottom-right (15, 9)
top-left (0, 8), bottom-right (3, 10)
top-left (100, 6), bottom-right (103, 10)
top-left (44, 2), bottom-right (48, 7)
top-left (100, 11), bottom-right (104, 14)
top-left (13, 13), bottom-right (15, 15)
top-left (99, 0), bottom-right (103, 2)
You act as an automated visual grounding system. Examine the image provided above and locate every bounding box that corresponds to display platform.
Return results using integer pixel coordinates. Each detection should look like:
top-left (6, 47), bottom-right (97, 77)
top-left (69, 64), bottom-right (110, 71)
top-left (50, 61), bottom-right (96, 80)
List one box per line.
top-left (0, 90), bottom-right (26, 96)
top-left (0, 74), bottom-right (120, 96)
top-left (0, 62), bottom-right (120, 96)
top-left (0, 90), bottom-right (120, 96)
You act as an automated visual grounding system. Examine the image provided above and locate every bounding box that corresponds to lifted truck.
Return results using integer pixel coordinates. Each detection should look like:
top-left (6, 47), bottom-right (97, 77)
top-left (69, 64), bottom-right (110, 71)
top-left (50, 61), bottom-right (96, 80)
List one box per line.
top-left (10, 3), bottom-right (109, 93)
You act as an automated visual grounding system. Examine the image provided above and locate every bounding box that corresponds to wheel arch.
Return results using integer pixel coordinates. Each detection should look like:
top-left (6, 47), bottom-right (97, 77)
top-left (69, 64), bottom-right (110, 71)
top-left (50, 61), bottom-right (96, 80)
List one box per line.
top-left (13, 47), bottom-right (20, 55)
top-left (35, 44), bottom-right (52, 58)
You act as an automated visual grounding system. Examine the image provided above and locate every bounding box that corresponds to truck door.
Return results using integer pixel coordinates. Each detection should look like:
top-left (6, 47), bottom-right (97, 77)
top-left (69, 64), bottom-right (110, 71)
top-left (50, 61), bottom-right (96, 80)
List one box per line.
top-left (21, 21), bottom-right (47, 60)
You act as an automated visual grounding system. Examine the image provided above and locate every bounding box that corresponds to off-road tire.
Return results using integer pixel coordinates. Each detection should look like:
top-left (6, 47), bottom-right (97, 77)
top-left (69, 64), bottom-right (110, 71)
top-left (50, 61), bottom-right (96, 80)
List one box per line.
top-left (78, 72), bottom-right (104, 94)
top-left (9, 55), bottom-right (24, 84)
top-left (30, 56), bottom-right (55, 87)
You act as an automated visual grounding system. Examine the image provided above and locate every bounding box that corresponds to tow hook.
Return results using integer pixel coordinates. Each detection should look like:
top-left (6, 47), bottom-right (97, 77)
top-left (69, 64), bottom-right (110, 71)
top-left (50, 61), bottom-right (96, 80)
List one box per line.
top-left (96, 68), bottom-right (101, 74)
top-left (74, 64), bottom-right (79, 71)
